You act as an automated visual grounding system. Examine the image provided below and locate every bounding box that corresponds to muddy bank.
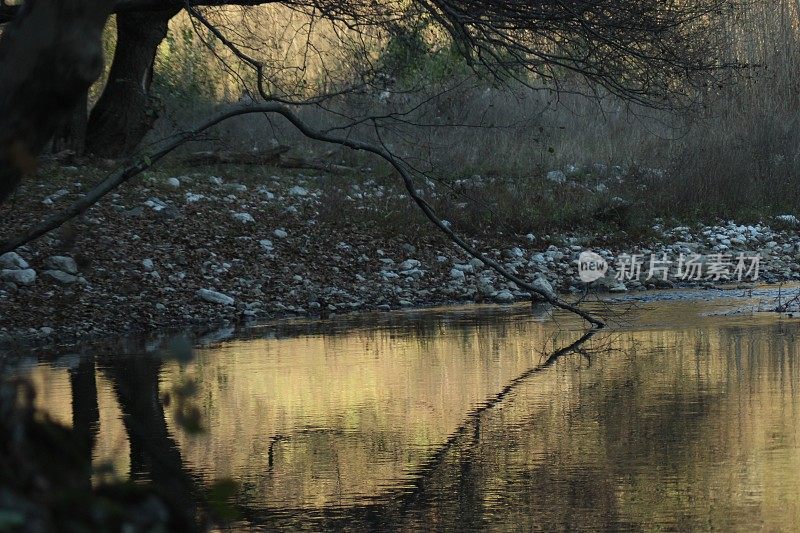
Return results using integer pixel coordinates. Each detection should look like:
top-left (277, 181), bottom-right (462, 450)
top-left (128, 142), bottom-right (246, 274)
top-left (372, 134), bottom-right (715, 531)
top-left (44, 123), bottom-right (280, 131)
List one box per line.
top-left (2, 165), bottom-right (799, 348)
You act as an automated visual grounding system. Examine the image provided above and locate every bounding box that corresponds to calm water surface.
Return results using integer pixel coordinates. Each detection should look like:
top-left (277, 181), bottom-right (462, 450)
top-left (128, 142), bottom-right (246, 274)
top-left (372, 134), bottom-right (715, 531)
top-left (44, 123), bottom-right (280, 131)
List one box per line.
top-left (9, 294), bottom-right (800, 531)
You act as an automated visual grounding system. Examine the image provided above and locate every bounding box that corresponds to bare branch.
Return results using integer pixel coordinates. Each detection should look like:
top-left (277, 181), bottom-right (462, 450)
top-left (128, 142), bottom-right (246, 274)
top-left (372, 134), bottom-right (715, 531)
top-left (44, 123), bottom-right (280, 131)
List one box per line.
top-left (0, 101), bottom-right (605, 327)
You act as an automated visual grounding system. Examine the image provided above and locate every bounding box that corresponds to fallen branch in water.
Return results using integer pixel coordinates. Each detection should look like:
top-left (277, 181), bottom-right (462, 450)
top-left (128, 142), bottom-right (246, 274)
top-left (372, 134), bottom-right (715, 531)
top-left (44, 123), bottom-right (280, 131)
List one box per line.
top-left (774, 283), bottom-right (800, 313)
top-left (0, 102), bottom-right (605, 328)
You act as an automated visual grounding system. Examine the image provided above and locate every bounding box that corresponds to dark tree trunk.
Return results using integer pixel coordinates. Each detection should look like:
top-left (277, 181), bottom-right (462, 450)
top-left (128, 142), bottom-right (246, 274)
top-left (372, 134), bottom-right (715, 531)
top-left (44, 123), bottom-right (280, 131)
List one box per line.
top-left (69, 355), bottom-right (99, 464)
top-left (85, 8), bottom-right (178, 159)
top-left (0, 0), bottom-right (112, 204)
top-left (53, 91), bottom-right (89, 155)
top-left (102, 354), bottom-right (200, 530)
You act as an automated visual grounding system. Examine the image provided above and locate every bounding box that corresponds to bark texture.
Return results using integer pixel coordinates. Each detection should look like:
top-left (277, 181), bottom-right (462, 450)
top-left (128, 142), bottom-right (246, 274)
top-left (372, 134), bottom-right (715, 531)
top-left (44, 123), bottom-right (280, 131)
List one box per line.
top-left (85, 8), bottom-right (179, 158)
top-left (52, 92), bottom-right (90, 155)
top-left (0, 0), bottom-right (112, 204)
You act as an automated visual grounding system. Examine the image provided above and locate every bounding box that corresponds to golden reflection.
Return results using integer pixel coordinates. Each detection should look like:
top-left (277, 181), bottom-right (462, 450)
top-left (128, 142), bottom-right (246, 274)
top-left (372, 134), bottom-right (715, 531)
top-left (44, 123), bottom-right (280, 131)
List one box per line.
top-left (22, 299), bottom-right (800, 530)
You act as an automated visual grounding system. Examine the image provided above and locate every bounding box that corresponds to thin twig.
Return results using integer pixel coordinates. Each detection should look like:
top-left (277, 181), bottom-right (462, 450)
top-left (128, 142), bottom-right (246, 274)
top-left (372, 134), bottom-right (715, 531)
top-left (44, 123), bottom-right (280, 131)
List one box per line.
top-left (0, 102), bottom-right (605, 327)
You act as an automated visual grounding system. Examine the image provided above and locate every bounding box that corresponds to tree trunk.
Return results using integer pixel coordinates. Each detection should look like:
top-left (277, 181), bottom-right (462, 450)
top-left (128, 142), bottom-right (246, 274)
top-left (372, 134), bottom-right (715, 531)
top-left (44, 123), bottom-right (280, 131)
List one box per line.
top-left (69, 355), bottom-right (99, 464)
top-left (52, 91), bottom-right (89, 155)
top-left (102, 354), bottom-right (200, 530)
top-left (0, 0), bottom-right (112, 204)
top-left (85, 9), bottom-right (178, 159)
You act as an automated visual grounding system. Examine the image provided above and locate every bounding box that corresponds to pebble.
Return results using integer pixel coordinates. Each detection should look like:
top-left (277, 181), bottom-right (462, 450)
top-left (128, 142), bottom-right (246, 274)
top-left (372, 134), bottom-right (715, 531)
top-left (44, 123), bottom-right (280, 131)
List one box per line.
top-left (42, 189), bottom-right (69, 205)
top-left (0, 252), bottom-right (29, 270)
top-left (399, 259), bottom-right (421, 271)
top-left (8, 170), bottom-right (800, 346)
top-left (144, 197), bottom-right (168, 211)
top-left (43, 270), bottom-right (77, 284)
top-left (197, 289), bottom-right (235, 306)
top-left (494, 290), bottom-right (515, 304)
top-left (232, 212), bottom-right (255, 223)
top-left (1, 269), bottom-right (36, 286)
top-left (46, 256), bottom-right (78, 274)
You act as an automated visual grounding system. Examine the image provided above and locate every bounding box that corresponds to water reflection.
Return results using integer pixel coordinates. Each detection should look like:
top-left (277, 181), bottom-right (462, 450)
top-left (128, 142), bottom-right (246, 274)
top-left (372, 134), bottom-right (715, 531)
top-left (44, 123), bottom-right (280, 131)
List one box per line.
top-left (8, 300), bottom-right (800, 531)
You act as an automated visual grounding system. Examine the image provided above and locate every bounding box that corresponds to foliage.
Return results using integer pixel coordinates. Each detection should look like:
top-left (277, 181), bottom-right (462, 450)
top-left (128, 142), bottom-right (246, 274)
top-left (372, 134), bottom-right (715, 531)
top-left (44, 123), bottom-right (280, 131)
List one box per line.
top-left (154, 22), bottom-right (222, 106)
top-left (379, 18), bottom-right (467, 85)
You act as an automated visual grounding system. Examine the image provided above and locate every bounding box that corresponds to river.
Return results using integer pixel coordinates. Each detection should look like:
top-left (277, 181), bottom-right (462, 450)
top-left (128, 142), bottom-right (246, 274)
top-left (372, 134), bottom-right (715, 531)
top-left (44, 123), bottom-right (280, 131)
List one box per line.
top-left (5, 289), bottom-right (800, 530)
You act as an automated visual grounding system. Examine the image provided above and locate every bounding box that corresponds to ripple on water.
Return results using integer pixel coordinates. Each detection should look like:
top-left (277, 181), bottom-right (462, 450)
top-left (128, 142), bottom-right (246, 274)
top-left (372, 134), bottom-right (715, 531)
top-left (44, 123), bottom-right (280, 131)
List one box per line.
top-left (9, 295), bottom-right (800, 531)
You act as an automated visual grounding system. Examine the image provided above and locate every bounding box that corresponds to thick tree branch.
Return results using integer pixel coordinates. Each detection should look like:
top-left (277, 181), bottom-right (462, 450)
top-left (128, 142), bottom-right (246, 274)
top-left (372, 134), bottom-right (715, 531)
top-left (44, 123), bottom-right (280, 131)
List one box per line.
top-left (0, 0), bottom-right (280, 23)
top-left (0, 103), bottom-right (605, 328)
top-left (0, 0), bottom-right (113, 203)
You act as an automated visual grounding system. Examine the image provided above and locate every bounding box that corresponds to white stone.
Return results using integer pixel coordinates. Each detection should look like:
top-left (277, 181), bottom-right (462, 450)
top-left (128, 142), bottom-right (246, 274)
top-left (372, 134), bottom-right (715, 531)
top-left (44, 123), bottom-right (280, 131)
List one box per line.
top-left (144, 197), bottom-right (168, 211)
top-left (197, 288), bottom-right (234, 305)
top-left (404, 268), bottom-right (425, 280)
top-left (0, 252), bottom-right (28, 270)
top-left (42, 189), bottom-right (69, 205)
top-left (288, 185), bottom-right (309, 196)
top-left (453, 263), bottom-right (474, 274)
top-left (257, 186), bottom-right (275, 199)
top-left (469, 258), bottom-right (484, 268)
top-left (43, 270), bottom-right (77, 284)
top-left (1, 269), bottom-right (36, 285)
top-left (259, 239), bottom-right (274, 251)
top-left (531, 276), bottom-right (556, 299)
top-left (142, 259), bottom-right (155, 271)
top-left (546, 170), bottom-right (567, 184)
top-left (185, 192), bottom-right (205, 203)
top-left (477, 279), bottom-right (495, 296)
top-left (232, 212), bottom-right (255, 223)
top-left (493, 290), bottom-right (515, 304)
top-left (45, 256), bottom-right (78, 274)
top-left (399, 259), bottom-right (421, 271)
top-left (273, 228), bottom-right (288, 239)
top-left (209, 176), bottom-right (224, 186)
top-left (166, 177), bottom-right (181, 188)
top-left (776, 214), bottom-right (799, 225)
top-left (450, 268), bottom-right (466, 281)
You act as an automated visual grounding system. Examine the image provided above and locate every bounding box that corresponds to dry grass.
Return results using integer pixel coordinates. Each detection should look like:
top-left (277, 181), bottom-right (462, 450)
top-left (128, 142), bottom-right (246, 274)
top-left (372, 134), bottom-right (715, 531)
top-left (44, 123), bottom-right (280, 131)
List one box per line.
top-left (143, 0), bottom-right (800, 236)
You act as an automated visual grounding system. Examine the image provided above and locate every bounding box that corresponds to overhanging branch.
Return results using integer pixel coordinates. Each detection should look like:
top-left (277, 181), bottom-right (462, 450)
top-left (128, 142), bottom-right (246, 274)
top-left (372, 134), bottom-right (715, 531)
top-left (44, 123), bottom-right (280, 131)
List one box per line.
top-left (0, 0), bottom-right (278, 23)
top-left (0, 102), bottom-right (605, 328)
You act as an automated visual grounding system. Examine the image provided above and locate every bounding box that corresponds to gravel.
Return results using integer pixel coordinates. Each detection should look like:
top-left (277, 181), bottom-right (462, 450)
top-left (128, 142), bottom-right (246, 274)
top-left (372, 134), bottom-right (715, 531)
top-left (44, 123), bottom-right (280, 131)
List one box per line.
top-left (1, 166), bottom-right (799, 347)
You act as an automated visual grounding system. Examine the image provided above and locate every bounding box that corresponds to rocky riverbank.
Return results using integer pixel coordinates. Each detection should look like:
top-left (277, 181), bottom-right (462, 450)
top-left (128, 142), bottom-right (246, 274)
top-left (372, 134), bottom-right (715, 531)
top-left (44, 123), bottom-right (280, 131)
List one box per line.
top-left (2, 164), bottom-right (800, 348)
